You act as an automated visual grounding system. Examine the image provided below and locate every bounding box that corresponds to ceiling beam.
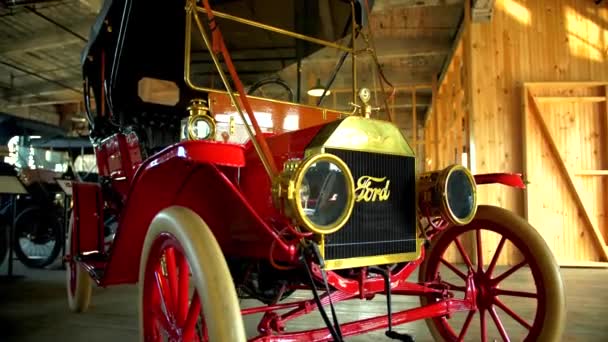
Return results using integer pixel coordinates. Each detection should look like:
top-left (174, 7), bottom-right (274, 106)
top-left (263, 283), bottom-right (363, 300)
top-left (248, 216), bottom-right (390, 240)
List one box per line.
top-left (78, 0), bottom-right (104, 13)
top-left (0, 105), bottom-right (61, 126)
top-left (372, 0), bottom-right (464, 12)
top-left (1, 77), bottom-right (82, 101)
top-left (0, 19), bottom-right (93, 54)
top-left (3, 97), bottom-right (82, 108)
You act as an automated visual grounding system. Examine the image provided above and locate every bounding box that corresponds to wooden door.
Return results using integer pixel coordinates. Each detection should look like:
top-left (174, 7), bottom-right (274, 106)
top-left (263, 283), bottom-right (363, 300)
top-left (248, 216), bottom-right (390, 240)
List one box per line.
top-left (523, 82), bottom-right (608, 266)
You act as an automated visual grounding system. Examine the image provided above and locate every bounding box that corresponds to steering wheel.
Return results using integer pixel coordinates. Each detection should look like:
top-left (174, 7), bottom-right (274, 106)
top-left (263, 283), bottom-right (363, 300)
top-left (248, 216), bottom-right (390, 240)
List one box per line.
top-left (247, 77), bottom-right (294, 102)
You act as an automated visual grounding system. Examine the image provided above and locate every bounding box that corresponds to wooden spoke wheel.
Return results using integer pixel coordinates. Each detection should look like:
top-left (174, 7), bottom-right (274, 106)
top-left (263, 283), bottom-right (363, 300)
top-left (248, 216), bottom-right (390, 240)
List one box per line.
top-left (139, 206), bottom-right (246, 342)
top-left (65, 213), bottom-right (93, 313)
top-left (419, 205), bottom-right (565, 342)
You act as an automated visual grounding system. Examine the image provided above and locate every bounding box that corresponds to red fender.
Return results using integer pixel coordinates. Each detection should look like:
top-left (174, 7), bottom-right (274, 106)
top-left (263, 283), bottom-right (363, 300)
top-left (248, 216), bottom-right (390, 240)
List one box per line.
top-left (99, 141), bottom-right (292, 286)
top-left (474, 173), bottom-right (526, 189)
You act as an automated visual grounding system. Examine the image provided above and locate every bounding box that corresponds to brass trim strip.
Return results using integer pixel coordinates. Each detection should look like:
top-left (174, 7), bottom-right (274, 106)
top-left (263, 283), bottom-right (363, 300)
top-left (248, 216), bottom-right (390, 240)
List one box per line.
top-left (322, 239), bottom-right (422, 270)
top-left (195, 6), bottom-right (353, 53)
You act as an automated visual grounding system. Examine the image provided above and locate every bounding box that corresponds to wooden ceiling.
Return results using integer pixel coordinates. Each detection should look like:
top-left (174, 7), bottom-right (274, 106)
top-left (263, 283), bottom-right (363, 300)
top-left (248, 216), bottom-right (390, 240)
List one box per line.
top-left (0, 0), bottom-right (470, 130)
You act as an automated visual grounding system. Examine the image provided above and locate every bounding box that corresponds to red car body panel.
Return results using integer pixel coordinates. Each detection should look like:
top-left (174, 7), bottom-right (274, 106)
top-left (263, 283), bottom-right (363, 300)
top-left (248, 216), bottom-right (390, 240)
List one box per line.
top-left (88, 123), bottom-right (327, 286)
top-left (239, 124), bottom-right (326, 226)
top-left (71, 182), bottom-right (105, 255)
top-left (209, 92), bottom-right (344, 135)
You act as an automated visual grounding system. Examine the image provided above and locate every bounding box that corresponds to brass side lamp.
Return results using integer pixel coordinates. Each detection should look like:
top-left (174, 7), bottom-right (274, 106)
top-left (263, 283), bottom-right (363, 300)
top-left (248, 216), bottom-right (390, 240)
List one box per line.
top-left (184, 99), bottom-right (216, 140)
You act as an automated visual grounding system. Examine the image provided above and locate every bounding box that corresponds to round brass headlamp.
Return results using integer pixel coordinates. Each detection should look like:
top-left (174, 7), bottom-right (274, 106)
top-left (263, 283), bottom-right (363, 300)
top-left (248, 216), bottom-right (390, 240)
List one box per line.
top-left (272, 153), bottom-right (356, 235)
top-left (417, 164), bottom-right (477, 225)
top-left (186, 99), bottom-right (216, 140)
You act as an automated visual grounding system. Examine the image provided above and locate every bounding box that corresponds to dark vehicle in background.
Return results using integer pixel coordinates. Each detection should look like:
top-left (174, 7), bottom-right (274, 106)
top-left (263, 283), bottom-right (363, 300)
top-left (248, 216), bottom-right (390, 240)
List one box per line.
top-left (0, 135), bottom-right (97, 269)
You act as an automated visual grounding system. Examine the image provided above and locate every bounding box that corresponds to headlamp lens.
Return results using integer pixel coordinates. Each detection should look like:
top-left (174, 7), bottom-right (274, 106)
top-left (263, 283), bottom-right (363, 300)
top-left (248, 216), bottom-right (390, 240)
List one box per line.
top-left (447, 168), bottom-right (476, 220)
top-left (301, 161), bottom-right (350, 227)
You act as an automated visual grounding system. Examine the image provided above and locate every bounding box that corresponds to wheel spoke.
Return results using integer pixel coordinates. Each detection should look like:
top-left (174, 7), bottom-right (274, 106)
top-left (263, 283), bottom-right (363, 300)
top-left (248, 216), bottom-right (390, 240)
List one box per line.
top-left (443, 281), bottom-right (466, 292)
top-left (183, 291), bottom-right (203, 341)
top-left (149, 270), bottom-right (161, 307)
top-left (177, 252), bottom-right (190, 326)
top-left (457, 310), bottom-right (475, 341)
top-left (493, 297), bottom-right (533, 330)
top-left (420, 207), bottom-right (559, 342)
top-left (492, 260), bottom-right (527, 284)
top-left (196, 319), bottom-right (209, 342)
top-left (486, 236), bottom-right (506, 277)
top-left (489, 306), bottom-right (510, 342)
top-left (495, 288), bottom-right (537, 299)
top-left (475, 229), bottom-right (483, 273)
top-left (454, 237), bottom-right (475, 271)
top-left (152, 306), bottom-right (173, 336)
top-left (440, 258), bottom-right (467, 280)
top-left (154, 269), bottom-right (174, 316)
top-left (479, 308), bottom-right (487, 342)
top-left (165, 247), bottom-right (179, 307)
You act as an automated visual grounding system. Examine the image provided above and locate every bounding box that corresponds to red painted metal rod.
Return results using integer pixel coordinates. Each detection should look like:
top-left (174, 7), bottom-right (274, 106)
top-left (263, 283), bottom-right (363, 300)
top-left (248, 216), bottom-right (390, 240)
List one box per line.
top-left (248, 299), bottom-right (475, 342)
top-left (200, 0), bottom-right (278, 176)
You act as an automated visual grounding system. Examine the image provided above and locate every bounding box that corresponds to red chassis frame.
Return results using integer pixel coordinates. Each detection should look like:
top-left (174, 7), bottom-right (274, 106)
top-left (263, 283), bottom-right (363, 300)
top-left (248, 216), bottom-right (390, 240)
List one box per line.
top-left (241, 251), bottom-right (478, 341)
top-left (68, 111), bottom-right (525, 340)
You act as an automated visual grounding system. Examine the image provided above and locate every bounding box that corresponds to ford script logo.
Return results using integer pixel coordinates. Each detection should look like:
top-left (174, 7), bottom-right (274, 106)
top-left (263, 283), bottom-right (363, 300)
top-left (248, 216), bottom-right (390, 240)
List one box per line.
top-left (355, 176), bottom-right (390, 202)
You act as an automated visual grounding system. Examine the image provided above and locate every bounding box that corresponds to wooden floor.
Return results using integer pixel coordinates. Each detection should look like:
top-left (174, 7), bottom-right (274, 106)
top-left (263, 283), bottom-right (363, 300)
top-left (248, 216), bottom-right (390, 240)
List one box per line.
top-left (0, 260), bottom-right (607, 341)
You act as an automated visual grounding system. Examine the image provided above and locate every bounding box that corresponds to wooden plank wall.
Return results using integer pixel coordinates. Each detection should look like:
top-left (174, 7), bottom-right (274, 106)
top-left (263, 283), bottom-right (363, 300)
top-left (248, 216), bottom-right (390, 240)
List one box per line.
top-left (389, 86), bottom-right (431, 173)
top-left (469, 0), bottom-right (608, 265)
top-left (423, 35), bottom-right (471, 265)
top-left (423, 41), bottom-right (468, 172)
top-left (524, 82), bottom-right (608, 265)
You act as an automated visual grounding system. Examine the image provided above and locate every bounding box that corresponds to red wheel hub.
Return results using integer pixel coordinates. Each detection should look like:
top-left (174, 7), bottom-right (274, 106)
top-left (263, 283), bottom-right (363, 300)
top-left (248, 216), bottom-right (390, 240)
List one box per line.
top-left (473, 271), bottom-right (494, 309)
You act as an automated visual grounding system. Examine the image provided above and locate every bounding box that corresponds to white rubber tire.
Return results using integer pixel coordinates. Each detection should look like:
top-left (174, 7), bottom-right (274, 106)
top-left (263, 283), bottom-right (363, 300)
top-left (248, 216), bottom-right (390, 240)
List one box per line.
top-left (66, 214), bottom-right (93, 313)
top-left (138, 206), bottom-right (246, 342)
top-left (419, 205), bottom-right (566, 342)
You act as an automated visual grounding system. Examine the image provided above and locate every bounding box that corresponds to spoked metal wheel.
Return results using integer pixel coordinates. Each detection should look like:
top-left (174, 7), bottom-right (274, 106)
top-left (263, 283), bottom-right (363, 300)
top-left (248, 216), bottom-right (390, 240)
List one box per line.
top-left (139, 206), bottom-right (246, 342)
top-left (419, 205), bottom-right (565, 342)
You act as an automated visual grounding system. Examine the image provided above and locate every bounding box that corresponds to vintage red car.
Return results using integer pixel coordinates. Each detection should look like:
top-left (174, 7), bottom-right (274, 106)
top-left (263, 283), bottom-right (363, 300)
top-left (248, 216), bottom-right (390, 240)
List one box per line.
top-left (64, 0), bottom-right (566, 341)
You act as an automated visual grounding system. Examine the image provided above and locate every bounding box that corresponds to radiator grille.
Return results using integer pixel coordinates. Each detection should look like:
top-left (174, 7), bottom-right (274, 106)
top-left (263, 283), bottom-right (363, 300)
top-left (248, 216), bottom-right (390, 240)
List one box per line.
top-left (323, 148), bottom-right (417, 261)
